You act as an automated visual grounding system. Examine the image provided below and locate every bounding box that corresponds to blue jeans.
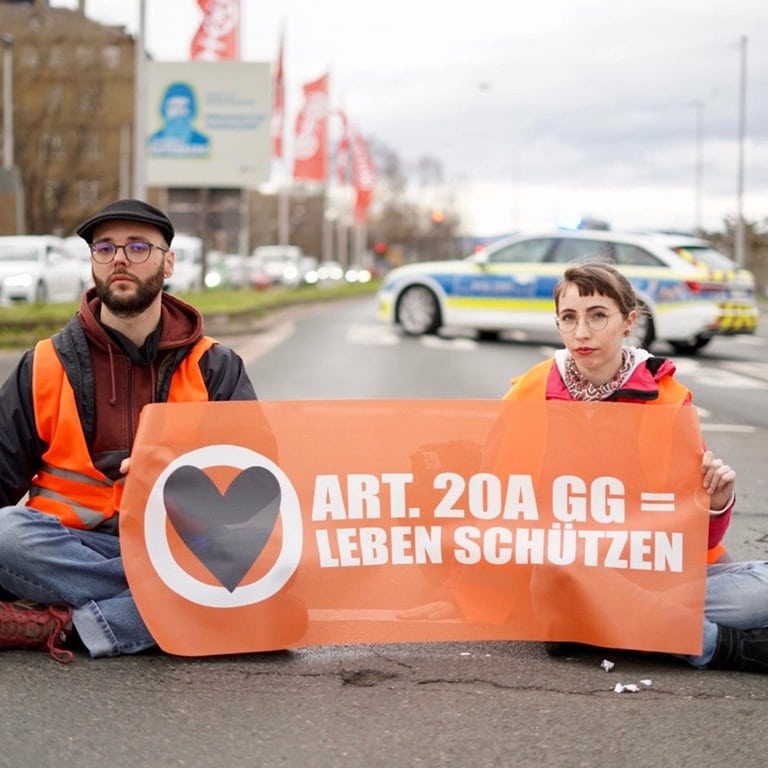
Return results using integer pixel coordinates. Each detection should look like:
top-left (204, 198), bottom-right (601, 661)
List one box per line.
top-left (0, 506), bottom-right (155, 657)
top-left (687, 560), bottom-right (768, 668)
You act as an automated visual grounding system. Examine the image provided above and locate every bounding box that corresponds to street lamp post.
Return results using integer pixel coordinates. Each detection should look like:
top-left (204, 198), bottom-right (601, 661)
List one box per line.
top-left (2, 33), bottom-right (13, 171)
top-left (735, 35), bottom-right (747, 267)
top-left (132, 0), bottom-right (147, 199)
top-left (694, 100), bottom-right (703, 232)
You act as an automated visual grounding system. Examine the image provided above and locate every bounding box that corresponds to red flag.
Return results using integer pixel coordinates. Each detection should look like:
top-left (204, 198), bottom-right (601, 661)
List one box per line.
top-left (190, 0), bottom-right (240, 61)
top-left (271, 25), bottom-right (286, 159)
top-left (293, 73), bottom-right (329, 182)
top-left (334, 110), bottom-right (350, 184)
top-left (349, 126), bottom-right (376, 221)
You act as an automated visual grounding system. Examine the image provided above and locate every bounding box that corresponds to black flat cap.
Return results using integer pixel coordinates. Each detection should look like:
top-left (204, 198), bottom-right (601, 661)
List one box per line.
top-left (76, 199), bottom-right (175, 245)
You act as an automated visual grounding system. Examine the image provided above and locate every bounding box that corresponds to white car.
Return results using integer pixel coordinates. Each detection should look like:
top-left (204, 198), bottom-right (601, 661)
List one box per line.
top-left (0, 235), bottom-right (86, 305)
top-left (165, 234), bottom-right (204, 293)
top-left (305, 260), bottom-right (345, 286)
top-left (63, 235), bottom-right (95, 290)
top-left (251, 245), bottom-right (308, 287)
top-left (204, 251), bottom-right (250, 289)
top-left (378, 229), bottom-right (731, 354)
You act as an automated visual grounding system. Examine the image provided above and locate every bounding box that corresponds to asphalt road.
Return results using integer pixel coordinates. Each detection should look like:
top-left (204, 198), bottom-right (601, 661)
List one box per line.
top-left (0, 298), bottom-right (767, 768)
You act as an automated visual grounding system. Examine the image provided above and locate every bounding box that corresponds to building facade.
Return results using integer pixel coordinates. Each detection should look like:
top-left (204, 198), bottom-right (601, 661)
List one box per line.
top-left (1, 0), bottom-right (135, 235)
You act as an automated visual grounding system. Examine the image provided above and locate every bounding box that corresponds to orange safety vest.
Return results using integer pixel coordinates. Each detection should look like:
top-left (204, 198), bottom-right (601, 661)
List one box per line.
top-left (27, 336), bottom-right (215, 529)
top-left (504, 359), bottom-right (727, 565)
top-left (504, 358), bottom-right (693, 403)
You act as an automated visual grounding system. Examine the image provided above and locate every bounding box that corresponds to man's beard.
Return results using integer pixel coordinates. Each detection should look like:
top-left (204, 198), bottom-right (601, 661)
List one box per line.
top-left (93, 264), bottom-right (166, 317)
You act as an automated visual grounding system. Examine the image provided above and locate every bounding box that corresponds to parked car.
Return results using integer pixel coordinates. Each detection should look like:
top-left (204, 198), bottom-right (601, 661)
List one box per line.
top-left (377, 230), bottom-right (733, 354)
top-left (165, 234), bottom-right (204, 293)
top-left (247, 262), bottom-right (274, 291)
top-left (304, 260), bottom-right (345, 286)
top-left (344, 264), bottom-right (373, 283)
top-left (0, 235), bottom-right (86, 305)
top-left (63, 235), bottom-right (94, 291)
top-left (644, 233), bottom-right (760, 336)
top-left (251, 245), bottom-right (309, 287)
top-left (204, 251), bottom-right (250, 289)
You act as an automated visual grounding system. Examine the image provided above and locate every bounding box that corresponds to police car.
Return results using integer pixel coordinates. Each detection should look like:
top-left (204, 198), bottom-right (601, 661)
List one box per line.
top-left (377, 230), bottom-right (735, 354)
top-left (646, 233), bottom-right (760, 336)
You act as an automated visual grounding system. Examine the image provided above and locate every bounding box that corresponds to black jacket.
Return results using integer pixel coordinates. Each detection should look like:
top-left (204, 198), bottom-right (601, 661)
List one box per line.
top-left (0, 290), bottom-right (256, 507)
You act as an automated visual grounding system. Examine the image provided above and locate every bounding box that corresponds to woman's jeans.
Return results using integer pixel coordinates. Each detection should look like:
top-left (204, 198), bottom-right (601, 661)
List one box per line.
top-left (0, 506), bottom-right (155, 657)
top-left (688, 560), bottom-right (768, 668)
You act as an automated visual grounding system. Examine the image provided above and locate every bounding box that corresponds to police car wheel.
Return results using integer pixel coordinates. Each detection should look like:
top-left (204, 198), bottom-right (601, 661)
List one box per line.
top-left (670, 335), bottom-right (713, 355)
top-left (397, 285), bottom-right (441, 336)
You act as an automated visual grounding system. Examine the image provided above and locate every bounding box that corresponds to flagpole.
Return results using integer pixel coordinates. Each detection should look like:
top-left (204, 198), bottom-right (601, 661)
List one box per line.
top-left (273, 20), bottom-right (289, 245)
top-left (132, 0), bottom-right (147, 199)
top-left (735, 34), bottom-right (747, 266)
top-left (237, 2), bottom-right (250, 256)
top-left (321, 64), bottom-right (333, 263)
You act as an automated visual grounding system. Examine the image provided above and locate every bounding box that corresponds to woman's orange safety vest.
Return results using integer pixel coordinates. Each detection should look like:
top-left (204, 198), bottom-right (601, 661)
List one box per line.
top-left (27, 336), bottom-right (215, 529)
top-left (504, 358), bottom-right (728, 565)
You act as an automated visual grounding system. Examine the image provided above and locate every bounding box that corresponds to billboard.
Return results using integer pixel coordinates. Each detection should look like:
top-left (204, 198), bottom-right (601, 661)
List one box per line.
top-left (145, 61), bottom-right (270, 188)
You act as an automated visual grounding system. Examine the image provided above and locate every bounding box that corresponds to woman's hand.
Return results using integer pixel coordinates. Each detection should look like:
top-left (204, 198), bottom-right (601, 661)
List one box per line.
top-left (701, 450), bottom-right (736, 512)
top-left (119, 458), bottom-right (131, 475)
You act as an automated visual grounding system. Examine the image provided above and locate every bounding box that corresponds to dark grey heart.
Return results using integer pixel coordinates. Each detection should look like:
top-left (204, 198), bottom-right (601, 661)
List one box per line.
top-left (163, 465), bottom-right (281, 592)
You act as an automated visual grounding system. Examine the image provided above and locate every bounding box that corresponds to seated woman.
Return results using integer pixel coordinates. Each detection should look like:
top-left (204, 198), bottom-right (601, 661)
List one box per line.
top-left (504, 261), bottom-right (768, 673)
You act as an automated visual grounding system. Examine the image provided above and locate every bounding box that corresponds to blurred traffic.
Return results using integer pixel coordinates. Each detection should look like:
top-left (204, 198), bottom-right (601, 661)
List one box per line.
top-left (0, 226), bottom-right (760, 358)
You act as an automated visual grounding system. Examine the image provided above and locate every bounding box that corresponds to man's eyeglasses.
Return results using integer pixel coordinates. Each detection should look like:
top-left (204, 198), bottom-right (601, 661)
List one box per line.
top-left (89, 241), bottom-right (168, 264)
top-left (555, 310), bottom-right (620, 333)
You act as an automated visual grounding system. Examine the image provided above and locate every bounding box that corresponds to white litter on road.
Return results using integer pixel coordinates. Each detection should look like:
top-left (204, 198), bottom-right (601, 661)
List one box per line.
top-left (614, 683), bottom-right (640, 693)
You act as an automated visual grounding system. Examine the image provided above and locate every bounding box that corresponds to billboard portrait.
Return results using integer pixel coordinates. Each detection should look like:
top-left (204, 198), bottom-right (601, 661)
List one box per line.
top-left (145, 61), bottom-right (271, 188)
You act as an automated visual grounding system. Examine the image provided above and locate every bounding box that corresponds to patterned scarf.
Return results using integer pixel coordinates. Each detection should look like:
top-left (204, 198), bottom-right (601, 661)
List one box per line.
top-left (563, 348), bottom-right (634, 401)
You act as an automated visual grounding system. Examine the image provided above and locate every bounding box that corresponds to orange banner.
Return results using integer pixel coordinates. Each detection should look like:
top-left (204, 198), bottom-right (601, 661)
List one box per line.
top-left (120, 400), bottom-right (709, 657)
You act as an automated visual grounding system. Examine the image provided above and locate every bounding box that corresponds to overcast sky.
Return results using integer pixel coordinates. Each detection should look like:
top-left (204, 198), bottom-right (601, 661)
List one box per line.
top-left (53, 0), bottom-right (768, 235)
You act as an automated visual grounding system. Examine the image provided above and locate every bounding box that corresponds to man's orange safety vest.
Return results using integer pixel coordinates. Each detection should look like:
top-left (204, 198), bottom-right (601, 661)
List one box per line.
top-left (27, 336), bottom-right (215, 529)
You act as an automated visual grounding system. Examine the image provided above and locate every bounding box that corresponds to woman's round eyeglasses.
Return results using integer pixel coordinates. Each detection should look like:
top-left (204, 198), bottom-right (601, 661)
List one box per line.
top-left (555, 310), bottom-right (620, 333)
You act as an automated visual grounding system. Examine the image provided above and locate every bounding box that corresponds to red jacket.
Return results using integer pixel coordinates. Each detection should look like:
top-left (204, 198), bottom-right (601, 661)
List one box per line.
top-left (503, 354), bottom-right (731, 562)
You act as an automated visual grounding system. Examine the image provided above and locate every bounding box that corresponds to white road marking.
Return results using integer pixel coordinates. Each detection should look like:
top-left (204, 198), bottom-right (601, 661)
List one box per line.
top-left (701, 424), bottom-right (757, 432)
top-left (345, 325), bottom-right (401, 346)
top-left (231, 320), bottom-right (297, 365)
top-left (420, 336), bottom-right (479, 351)
top-left (722, 360), bottom-right (768, 383)
top-left (673, 358), bottom-right (767, 389)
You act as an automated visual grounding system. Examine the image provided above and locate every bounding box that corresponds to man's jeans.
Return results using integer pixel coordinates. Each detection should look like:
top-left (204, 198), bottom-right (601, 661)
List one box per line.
top-left (0, 506), bottom-right (155, 657)
top-left (688, 560), bottom-right (768, 668)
